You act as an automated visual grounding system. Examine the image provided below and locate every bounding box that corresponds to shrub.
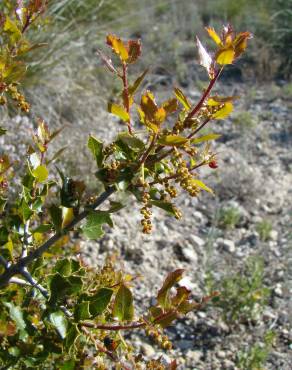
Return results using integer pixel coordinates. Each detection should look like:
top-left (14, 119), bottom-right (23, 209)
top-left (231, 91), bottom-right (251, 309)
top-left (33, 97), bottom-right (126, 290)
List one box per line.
top-left (256, 220), bottom-right (273, 242)
top-left (0, 2), bottom-right (252, 368)
top-left (206, 257), bottom-right (270, 325)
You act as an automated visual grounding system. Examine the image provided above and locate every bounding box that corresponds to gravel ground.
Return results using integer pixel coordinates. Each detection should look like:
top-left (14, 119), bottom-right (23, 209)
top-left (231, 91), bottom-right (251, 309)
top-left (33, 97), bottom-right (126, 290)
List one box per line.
top-left (1, 81), bottom-right (291, 369)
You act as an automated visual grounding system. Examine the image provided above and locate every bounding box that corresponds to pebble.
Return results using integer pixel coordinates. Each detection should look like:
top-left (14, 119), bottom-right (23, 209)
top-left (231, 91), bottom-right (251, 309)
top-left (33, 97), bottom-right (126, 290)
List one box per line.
top-left (141, 343), bottom-right (155, 357)
top-left (217, 238), bottom-right (236, 253)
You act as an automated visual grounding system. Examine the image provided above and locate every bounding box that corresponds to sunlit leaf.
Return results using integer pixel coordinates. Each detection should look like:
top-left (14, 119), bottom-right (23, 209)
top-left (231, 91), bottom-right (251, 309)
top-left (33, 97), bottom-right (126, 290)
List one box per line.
top-left (82, 211), bottom-right (113, 239)
top-left (213, 102), bottom-right (233, 119)
top-left (157, 269), bottom-right (184, 308)
top-left (191, 133), bottom-right (221, 144)
top-left (205, 26), bottom-right (222, 45)
top-left (158, 135), bottom-right (188, 146)
top-left (0, 127), bottom-right (7, 136)
top-left (113, 284), bottom-right (134, 321)
top-left (49, 311), bottom-right (68, 339)
top-left (32, 165), bottom-right (48, 183)
top-left (174, 87), bottom-right (191, 110)
top-left (89, 288), bottom-right (113, 316)
top-left (108, 103), bottom-right (130, 122)
top-left (106, 34), bottom-right (129, 61)
top-left (216, 47), bottom-right (235, 65)
top-left (61, 207), bottom-right (74, 229)
top-left (3, 303), bottom-right (26, 332)
top-left (191, 179), bottom-right (214, 194)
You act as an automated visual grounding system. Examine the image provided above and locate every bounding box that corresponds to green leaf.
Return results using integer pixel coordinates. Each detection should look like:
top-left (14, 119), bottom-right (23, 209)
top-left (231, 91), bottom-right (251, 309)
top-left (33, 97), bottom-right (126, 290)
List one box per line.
top-left (157, 269), bottom-right (184, 309)
top-left (0, 127), bottom-right (7, 136)
top-left (21, 200), bottom-right (33, 221)
top-left (32, 224), bottom-right (52, 234)
top-left (154, 310), bottom-right (178, 328)
top-left (82, 211), bottom-right (113, 240)
top-left (174, 87), bottom-right (191, 110)
top-left (49, 311), bottom-right (68, 339)
top-left (108, 201), bottom-right (125, 213)
top-left (150, 200), bottom-right (177, 217)
top-left (54, 259), bottom-right (72, 277)
top-left (65, 324), bottom-right (79, 350)
top-left (49, 205), bottom-right (62, 232)
top-left (4, 302), bottom-right (26, 332)
top-left (60, 359), bottom-right (76, 370)
top-left (128, 69), bottom-right (148, 96)
top-left (0, 227), bottom-right (9, 246)
top-left (112, 284), bottom-right (134, 321)
top-left (49, 274), bottom-right (83, 304)
top-left (191, 133), bottom-right (221, 144)
top-left (108, 103), bottom-right (130, 122)
top-left (158, 135), bottom-right (189, 147)
top-left (32, 165), bottom-right (48, 183)
top-left (118, 132), bottom-right (145, 151)
top-left (88, 136), bottom-right (104, 168)
top-left (74, 302), bottom-right (91, 321)
top-left (89, 288), bottom-right (113, 317)
top-left (191, 179), bottom-right (214, 194)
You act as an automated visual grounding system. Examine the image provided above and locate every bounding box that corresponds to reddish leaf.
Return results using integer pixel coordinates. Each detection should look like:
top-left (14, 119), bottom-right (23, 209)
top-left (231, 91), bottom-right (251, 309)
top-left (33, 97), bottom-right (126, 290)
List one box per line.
top-left (127, 39), bottom-right (142, 64)
top-left (157, 269), bottom-right (184, 308)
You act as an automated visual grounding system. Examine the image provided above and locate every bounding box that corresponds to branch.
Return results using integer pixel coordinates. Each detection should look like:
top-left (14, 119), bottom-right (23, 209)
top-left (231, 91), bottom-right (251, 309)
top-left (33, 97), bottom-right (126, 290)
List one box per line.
top-left (81, 321), bottom-right (145, 331)
top-left (0, 187), bottom-right (115, 288)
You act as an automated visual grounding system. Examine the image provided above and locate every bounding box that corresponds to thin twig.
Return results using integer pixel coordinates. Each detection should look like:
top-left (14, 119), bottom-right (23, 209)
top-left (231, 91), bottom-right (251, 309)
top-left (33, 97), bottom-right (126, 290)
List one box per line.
top-left (121, 62), bottom-right (133, 135)
top-left (0, 187), bottom-right (115, 288)
top-left (81, 321), bottom-right (145, 331)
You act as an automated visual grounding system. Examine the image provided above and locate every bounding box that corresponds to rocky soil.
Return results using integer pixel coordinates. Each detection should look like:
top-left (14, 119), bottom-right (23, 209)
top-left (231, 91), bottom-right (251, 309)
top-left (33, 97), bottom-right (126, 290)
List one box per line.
top-left (1, 80), bottom-right (291, 369)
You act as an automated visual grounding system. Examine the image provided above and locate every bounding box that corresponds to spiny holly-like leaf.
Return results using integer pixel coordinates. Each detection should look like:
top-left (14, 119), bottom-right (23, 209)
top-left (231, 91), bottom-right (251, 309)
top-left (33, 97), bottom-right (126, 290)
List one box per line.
top-left (158, 135), bottom-right (188, 147)
top-left (49, 205), bottom-right (62, 232)
top-left (89, 288), bottom-right (113, 317)
top-left (49, 311), bottom-right (68, 339)
top-left (174, 87), bottom-right (191, 111)
top-left (108, 103), bottom-right (130, 122)
top-left (112, 284), bottom-right (134, 321)
top-left (106, 34), bottom-right (129, 61)
top-left (191, 178), bottom-right (214, 194)
top-left (205, 26), bottom-right (222, 45)
top-left (127, 39), bottom-right (141, 64)
top-left (196, 37), bottom-right (214, 77)
top-left (82, 211), bottom-right (113, 240)
top-left (213, 102), bottom-right (233, 119)
top-left (157, 269), bottom-right (184, 308)
top-left (61, 207), bottom-right (74, 229)
top-left (191, 133), bottom-right (221, 144)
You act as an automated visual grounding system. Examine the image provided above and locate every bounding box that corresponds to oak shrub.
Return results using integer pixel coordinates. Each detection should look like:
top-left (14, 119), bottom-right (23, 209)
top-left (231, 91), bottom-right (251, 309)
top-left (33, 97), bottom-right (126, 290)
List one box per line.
top-left (0, 1), bottom-right (251, 368)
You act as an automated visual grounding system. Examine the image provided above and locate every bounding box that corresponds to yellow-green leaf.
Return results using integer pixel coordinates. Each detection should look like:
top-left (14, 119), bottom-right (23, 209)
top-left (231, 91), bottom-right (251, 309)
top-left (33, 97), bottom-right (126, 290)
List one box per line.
top-left (213, 102), bottom-right (233, 119)
top-left (106, 34), bottom-right (129, 61)
top-left (174, 87), bottom-right (191, 110)
top-left (205, 27), bottom-right (222, 46)
top-left (191, 179), bottom-right (214, 194)
top-left (158, 135), bottom-right (188, 146)
top-left (108, 103), bottom-right (129, 122)
top-left (191, 133), bottom-right (221, 144)
top-left (112, 284), bottom-right (134, 321)
top-left (32, 165), bottom-right (48, 183)
top-left (61, 207), bottom-right (74, 229)
top-left (216, 48), bottom-right (235, 65)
